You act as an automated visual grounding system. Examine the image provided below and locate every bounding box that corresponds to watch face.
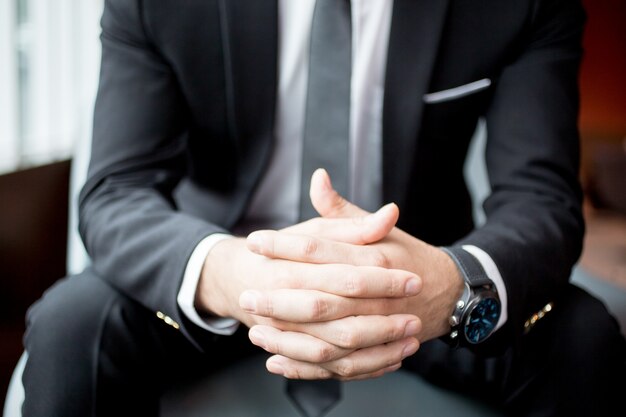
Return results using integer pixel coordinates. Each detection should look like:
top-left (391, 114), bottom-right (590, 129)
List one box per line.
top-left (464, 297), bottom-right (500, 344)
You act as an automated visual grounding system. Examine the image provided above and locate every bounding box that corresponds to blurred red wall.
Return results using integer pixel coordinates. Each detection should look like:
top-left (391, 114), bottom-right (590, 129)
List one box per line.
top-left (578, 0), bottom-right (626, 197)
top-left (579, 0), bottom-right (626, 137)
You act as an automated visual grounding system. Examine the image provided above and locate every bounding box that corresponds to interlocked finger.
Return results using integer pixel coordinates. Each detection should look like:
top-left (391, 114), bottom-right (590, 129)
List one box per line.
top-left (249, 325), bottom-right (354, 363)
top-left (273, 314), bottom-right (421, 349)
top-left (239, 289), bottom-right (406, 322)
top-left (265, 336), bottom-right (419, 380)
top-left (267, 261), bottom-right (421, 298)
top-left (248, 230), bottom-right (392, 267)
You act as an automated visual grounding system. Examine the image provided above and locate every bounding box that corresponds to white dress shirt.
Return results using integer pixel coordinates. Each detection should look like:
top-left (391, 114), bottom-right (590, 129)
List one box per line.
top-left (177, 0), bottom-right (508, 335)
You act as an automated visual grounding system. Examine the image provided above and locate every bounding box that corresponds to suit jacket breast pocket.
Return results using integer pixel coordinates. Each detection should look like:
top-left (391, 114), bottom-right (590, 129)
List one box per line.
top-left (424, 78), bottom-right (492, 104)
top-left (422, 78), bottom-right (494, 133)
top-left (419, 78), bottom-right (495, 153)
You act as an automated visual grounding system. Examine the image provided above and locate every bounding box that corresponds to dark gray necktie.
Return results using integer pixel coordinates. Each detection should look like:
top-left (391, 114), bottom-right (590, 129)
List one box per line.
top-left (288, 1), bottom-right (350, 416)
top-left (299, 0), bottom-right (352, 221)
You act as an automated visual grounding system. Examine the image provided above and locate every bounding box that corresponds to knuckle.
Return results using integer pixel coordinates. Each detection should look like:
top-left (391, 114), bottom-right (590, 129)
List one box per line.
top-left (386, 323), bottom-right (403, 343)
top-left (303, 237), bottom-right (319, 258)
top-left (329, 196), bottom-right (349, 216)
top-left (371, 250), bottom-right (391, 269)
top-left (389, 354), bottom-right (401, 368)
top-left (266, 338), bottom-right (280, 355)
top-left (345, 271), bottom-right (367, 296)
top-left (338, 327), bottom-right (359, 349)
top-left (264, 297), bottom-right (274, 317)
top-left (283, 368), bottom-right (296, 379)
top-left (310, 297), bottom-right (330, 321)
top-left (317, 367), bottom-right (333, 379)
top-left (283, 364), bottom-right (301, 380)
top-left (335, 359), bottom-right (356, 377)
top-left (387, 274), bottom-right (400, 297)
top-left (314, 344), bottom-right (335, 363)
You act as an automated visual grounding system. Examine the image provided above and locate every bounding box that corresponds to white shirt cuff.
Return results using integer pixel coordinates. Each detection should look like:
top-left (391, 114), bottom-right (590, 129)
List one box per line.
top-left (461, 245), bottom-right (509, 331)
top-left (177, 233), bottom-right (240, 335)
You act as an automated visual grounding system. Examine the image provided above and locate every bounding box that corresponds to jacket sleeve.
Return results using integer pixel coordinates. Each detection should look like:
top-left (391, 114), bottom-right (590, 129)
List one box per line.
top-left (78, 0), bottom-right (224, 350)
top-left (451, 0), bottom-right (587, 353)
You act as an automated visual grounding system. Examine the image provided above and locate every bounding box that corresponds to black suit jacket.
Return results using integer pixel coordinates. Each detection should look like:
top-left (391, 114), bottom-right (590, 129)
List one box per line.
top-left (80, 0), bottom-right (586, 352)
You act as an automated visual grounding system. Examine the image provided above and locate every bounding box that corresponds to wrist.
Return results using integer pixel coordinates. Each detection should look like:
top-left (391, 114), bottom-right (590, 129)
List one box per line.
top-left (195, 237), bottom-right (243, 319)
top-left (413, 246), bottom-right (464, 340)
top-left (435, 248), bottom-right (465, 336)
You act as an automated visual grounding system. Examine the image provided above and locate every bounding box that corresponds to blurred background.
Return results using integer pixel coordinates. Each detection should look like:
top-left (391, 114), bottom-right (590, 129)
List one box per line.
top-left (0, 0), bottom-right (104, 406)
top-left (0, 0), bottom-right (624, 410)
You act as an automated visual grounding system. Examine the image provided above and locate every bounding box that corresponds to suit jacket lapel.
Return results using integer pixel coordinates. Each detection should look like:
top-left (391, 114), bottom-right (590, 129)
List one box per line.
top-left (219, 0), bottom-right (278, 226)
top-left (383, 0), bottom-right (450, 208)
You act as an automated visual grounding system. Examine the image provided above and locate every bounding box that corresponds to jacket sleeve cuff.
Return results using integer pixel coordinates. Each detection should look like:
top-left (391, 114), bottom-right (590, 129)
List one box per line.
top-left (177, 233), bottom-right (240, 335)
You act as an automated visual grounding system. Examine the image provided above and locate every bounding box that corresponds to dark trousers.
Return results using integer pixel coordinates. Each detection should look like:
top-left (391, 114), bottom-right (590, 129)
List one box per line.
top-left (22, 268), bottom-right (626, 416)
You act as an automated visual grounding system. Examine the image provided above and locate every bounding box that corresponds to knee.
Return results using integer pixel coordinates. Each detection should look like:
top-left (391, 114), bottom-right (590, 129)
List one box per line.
top-left (547, 285), bottom-right (626, 413)
top-left (24, 270), bottom-right (119, 355)
top-left (547, 285), bottom-right (626, 389)
top-left (559, 285), bottom-right (624, 359)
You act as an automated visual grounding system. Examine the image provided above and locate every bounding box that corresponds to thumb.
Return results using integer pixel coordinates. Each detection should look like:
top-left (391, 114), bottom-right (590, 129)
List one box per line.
top-left (309, 169), bottom-right (400, 244)
top-left (310, 168), bottom-right (368, 218)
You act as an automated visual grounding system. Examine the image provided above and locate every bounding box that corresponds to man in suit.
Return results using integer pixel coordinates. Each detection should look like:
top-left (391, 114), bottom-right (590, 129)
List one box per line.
top-left (22, 0), bottom-right (625, 416)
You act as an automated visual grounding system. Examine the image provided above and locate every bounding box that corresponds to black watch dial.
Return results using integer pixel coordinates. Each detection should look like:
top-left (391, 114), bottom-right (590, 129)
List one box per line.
top-left (464, 297), bottom-right (500, 344)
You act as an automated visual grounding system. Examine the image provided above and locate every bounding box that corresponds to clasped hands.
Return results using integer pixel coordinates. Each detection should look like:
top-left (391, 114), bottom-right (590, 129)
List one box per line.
top-left (197, 169), bottom-right (463, 381)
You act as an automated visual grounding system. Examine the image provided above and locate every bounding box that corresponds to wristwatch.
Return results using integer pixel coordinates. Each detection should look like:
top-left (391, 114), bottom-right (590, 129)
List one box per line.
top-left (442, 248), bottom-right (501, 348)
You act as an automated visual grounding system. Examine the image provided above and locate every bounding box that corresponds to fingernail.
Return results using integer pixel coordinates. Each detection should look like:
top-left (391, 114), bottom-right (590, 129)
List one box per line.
top-left (404, 277), bottom-right (421, 296)
top-left (266, 358), bottom-right (285, 376)
top-left (402, 340), bottom-right (419, 359)
top-left (404, 320), bottom-right (420, 337)
top-left (246, 232), bottom-right (264, 253)
top-left (249, 328), bottom-right (267, 350)
top-left (239, 291), bottom-right (259, 313)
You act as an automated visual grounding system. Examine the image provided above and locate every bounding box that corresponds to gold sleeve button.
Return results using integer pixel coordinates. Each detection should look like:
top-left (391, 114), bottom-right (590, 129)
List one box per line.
top-left (523, 302), bottom-right (554, 334)
top-left (156, 311), bottom-right (180, 330)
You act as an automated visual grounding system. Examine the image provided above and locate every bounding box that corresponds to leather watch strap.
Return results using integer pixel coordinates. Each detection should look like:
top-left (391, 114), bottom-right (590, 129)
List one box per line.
top-left (442, 247), bottom-right (493, 288)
